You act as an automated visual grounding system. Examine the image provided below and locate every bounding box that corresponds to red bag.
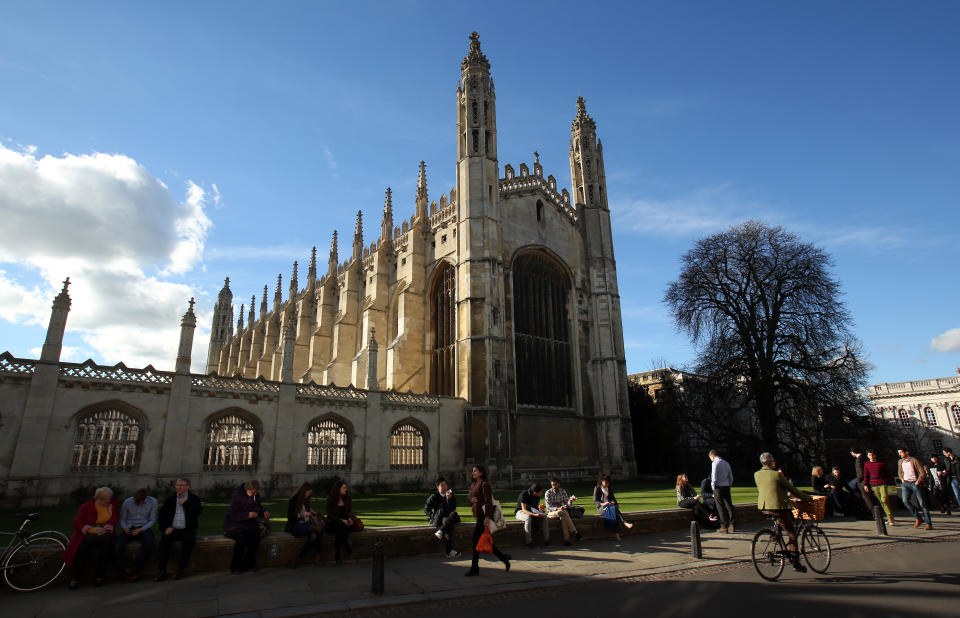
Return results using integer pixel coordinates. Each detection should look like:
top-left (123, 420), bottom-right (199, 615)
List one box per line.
top-left (351, 517), bottom-right (364, 532)
top-left (475, 528), bottom-right (494, 554)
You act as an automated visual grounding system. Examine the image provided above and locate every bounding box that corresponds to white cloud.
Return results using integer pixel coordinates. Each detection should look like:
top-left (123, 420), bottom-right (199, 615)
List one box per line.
top-left (0, 141), bottom-right (214, 371)
top-left (323, 145), bottom-right (339, 181)
top-left (931, 328), bottom-right (960, 353)
top-left (29, 345), bottom-right (83, 362)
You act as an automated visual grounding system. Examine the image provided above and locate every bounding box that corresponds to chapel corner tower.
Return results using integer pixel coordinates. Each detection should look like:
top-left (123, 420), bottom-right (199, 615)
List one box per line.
top-left (569, 97), bottom-right (636, 475)
top-left (456, 32), bottom-right (510, 471)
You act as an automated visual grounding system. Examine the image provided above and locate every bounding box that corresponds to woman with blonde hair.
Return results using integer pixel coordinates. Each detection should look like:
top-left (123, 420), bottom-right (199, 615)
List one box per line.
top-left (65, 487), bottom-right (119, 589)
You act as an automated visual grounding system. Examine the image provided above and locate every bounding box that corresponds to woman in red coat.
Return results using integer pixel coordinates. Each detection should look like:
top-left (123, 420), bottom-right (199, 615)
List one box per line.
top-left (64, 487), bottom-right (120, 589)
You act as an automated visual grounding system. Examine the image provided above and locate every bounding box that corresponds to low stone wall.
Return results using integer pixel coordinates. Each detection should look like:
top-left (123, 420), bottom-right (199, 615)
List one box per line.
top-left (102, 504), bottom-right (762, 577)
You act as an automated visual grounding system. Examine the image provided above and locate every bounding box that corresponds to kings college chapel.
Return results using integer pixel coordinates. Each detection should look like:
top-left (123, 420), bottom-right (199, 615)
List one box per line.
top-left (0, 33), bottom-right (635, 505)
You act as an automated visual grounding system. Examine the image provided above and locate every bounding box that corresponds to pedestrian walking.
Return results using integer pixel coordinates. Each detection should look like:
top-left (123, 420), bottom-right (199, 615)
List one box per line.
top-left (849, 445), bottom-right (877, 510)
top-left (863, 449), bottom-right (896, 525)
top-left (942, 447), bottom-right (960, 510)
top-left (709, 450), bottom-right (736, 533)
top-left (928, 456), bottom-right (952, 515)
top-left (465, 465), bottom-right (510, 576)
top-left (897, 448), bottom-right (933, 530)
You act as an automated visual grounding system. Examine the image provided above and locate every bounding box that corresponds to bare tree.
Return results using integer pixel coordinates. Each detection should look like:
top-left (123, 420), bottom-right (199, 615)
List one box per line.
top-left (664, 221), bottom-right (871, 468)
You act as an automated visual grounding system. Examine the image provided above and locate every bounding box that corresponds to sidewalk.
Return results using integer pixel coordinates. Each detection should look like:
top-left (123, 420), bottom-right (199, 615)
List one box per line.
top-left (5, 511), bottom-right (959, 618)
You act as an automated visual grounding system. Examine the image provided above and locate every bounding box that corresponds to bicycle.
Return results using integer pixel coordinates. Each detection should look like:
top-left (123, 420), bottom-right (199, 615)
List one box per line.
top-left (751, 511), bottom-right (832, 581)
top-left (1, 512), bottom-right (69, 592)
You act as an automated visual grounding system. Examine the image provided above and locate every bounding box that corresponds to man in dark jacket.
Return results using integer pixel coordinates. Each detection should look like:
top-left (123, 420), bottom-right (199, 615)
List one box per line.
top-left (515, 484), bottom-right (548, 547)
top-left (424, 478), bottom-right (460, 558)
top-left (849, 445), bottom-right (876, 510)
top-left (154, 478), bottom-right (202, 581)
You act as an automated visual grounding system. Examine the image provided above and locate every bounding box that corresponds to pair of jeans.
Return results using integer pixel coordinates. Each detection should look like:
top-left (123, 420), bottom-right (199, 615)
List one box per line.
top-left (714, 486), bottom-right (735, 527)
top-left (156, 528), bottom-right (196, 573)
top-left (515, 511), bottom-right (549, 543)
top-left (470, 518), bottom-right (507, 570)
top-left (72, 534), bottom-right (114, 581)
top-left (900, 481), bottom-right (931, 525)
top-left (115, 529), bottom-right (154, 574)
top-left (547, 509), bottom-right (578, 540)
top-left (436, 512), bottom-right (461, 553)
top-left (950, 478), bottom-right (960, 507)
top-left (225, 528), bottom-right (261, 572)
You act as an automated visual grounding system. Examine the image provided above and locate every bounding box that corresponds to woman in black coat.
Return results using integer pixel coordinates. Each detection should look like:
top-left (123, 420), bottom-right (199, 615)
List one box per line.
top-left (593, 475), bottom-right (634, 541)
top-left (325, 481), bottom-right (355, 565)
top-left (285, 482), bottom-right (323, 567)
top-left (676, 473), bottom-right (719, 528)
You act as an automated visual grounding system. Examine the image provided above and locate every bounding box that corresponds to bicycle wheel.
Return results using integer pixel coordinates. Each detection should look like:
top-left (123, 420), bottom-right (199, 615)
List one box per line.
top-left (3, 535), bottom-right (66, 592)
top-left (801, 525), bottom-right (831, 574)
top-left (751, 529), bottom-right (785, 581)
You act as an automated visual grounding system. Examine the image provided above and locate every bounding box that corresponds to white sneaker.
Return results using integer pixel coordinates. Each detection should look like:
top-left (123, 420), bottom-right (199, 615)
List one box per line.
top-left (434, 530), bottom-right (444, 540)
top-left (446, 550), bottom-right (461, 558)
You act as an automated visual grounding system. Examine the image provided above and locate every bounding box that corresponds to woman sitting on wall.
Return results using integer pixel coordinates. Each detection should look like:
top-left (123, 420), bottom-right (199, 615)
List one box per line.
top-left (223, 480), bottom-right (271, 574)
top-left (325, 481), bottom-right (357, 565)
top-left (285, 482), bottom-right (324, 567)
top-left (593, 475), bottom-right (634, 541)
top-left (676, 473), bottom-right (719, 528)
top-left (65, 486), bottom-right (120, 590)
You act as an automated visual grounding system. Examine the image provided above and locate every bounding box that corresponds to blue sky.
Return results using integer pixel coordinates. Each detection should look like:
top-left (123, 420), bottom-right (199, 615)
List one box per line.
top-left (0, 1), bottom-right (957, 383)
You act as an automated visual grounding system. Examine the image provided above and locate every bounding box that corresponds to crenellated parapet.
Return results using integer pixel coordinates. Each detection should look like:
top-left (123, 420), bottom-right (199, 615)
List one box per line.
top-left (499, 159), bottom-right (577, 223)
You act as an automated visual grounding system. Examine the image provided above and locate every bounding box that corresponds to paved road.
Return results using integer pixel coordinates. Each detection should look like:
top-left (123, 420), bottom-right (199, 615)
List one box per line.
top-left (359, 536), bottom-right (960, 618)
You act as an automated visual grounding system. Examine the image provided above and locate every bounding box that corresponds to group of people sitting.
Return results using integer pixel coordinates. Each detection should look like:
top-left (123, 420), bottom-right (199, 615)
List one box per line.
top-left (64, 477), bottom-right (362, 589)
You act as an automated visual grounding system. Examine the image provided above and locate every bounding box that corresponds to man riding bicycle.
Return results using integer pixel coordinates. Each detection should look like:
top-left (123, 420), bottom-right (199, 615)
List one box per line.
top-left (754, 452), bottom-right (813, 572)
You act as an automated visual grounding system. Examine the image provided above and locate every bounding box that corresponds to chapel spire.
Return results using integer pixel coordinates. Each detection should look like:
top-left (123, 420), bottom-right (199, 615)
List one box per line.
top-left (237, 303), bottom-right (245, 331)
top-left (381, 188), bottom-right (393, 245)
top-left (206, 277), bottom-right (233, 374)
top-left (260, 285), bottom-right (268, 318)
top-left (274, 274), bottom-right (282, 310)
top-left (248, 296), bottom-right (256, 325)
top-left (175, 297), bottom-right (197, 374)
top-left (461, 31), bottom-right (490, 73)
top-left (352, 210), bottom-right (363, 262)
top-left (40, 277), bottom-right (72, 363)
top-left (308, 246), bottom-right (317, 286)
top-left (328, 230), bottom-right (339, 277)
top-left (416, 161), bottom-right (428, 220)
top-left (289, 261), bottom-right (298, 298)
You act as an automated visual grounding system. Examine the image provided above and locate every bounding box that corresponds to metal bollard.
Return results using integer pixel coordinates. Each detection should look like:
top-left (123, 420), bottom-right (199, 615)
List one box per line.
top-left (873, 505), bottom-right (888, 536)
top-left (690, 520), bottom-right (702, 558)
top-left (371, 540), bottom-right (385, 595)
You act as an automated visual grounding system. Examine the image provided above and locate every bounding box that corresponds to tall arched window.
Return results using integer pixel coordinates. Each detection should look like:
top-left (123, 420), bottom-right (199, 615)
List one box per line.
top-left (390, 422), bottom-right (426, 469)
top-left (952, 405), bottom-right (960, 427)
top-left (512, 253), bottom-right (573, 408)
top-left (71, 407), bottom-right (141, 472)
top-left (897, 409), bottom-right (910, 427)
top-left (203, 413), bottom-right (256, 471)
top-left (306, 418), bottom-right (348, 470)
top-left (924, 407), bottom-right (938, 427)
top-left (429, 263), bottom-right (456, 396)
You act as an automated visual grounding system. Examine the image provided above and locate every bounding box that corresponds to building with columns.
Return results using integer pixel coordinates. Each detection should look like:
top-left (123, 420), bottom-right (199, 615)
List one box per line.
top-left (0, 33), bottom-right (635, 505)
top-left (868, 372), bottom-right (960, 455)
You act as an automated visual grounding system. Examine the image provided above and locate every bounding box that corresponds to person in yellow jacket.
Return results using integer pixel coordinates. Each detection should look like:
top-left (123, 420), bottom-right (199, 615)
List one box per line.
top-left (754, 452), bottom-right (813, 571)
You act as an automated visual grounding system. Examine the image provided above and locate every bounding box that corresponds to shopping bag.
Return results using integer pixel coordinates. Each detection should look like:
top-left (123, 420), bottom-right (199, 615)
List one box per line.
top-left (475, 528), bottom-right (494, 554)
top-left (603, 504), bottom-right (618, 528)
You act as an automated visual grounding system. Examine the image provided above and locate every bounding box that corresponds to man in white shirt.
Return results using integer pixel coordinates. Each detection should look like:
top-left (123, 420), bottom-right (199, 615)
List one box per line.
top-left (709, 450), bottom-right (735, 533)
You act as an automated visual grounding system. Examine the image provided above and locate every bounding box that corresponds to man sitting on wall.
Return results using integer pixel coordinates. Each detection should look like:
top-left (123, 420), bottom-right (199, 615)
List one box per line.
top-left (424, 477), bottom-right (461, 558)
top-left (544, 478), bottom-right (582, 546)
top-left (155, 478), bottom-right (202, 581)
top-left (116, 488), bottom-right (158, 582)
top-left (515, 483), bottom-right (549, 547)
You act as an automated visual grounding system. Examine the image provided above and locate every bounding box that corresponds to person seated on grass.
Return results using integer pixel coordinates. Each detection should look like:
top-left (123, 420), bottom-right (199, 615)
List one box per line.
top-left (65, 486), bottom-right (119, 590)
top-left (675, 473), bottom-right (719, 528)
top-left (515, 483), bottom-right (549, 547)
top-left (285, 482), bottom-right (324, 568)
top-left (115, 488), bottom-right (157, 582)
top-left (223, 480), bottom-right (270, 574)
top-left (155, 478), bottom-right (201, 582)
top-left (424, 477), bottom-right (461, 558)
top-left (325, 481), bottom-right (356, 565)
top-left (593, 475), bottom-right (634, 541)
top-left (544, 478), bottom-right (582, 546)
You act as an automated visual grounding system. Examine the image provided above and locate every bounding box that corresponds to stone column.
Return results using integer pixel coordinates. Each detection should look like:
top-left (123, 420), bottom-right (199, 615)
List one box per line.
top-left (175, 298), bottom-right (197, 374)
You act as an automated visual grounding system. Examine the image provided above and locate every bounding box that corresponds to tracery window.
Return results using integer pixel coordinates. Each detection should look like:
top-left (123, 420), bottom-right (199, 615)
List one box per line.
top-left (952, 405), bottom-right (960, 427)
top-left (306, 419), bottom-right (348, 470)
top-left (203, 413), bottom-right (256, 471)
top-left (429, 262), bottom-right (456, 396)
top-left (71, 408), bottom-right (141, 472)
top-left (390, 423), bottom-right (425, 469)
top-left (897, 409), bottom-right (910, 427)
top-left (513, 253), bottom-right (573, 408)
top-left (924, 407), bottom-right (937, 427)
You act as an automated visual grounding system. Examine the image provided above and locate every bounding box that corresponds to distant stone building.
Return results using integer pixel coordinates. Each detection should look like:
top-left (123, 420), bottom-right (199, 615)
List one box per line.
top-left (0, 33), bottom-right (635, 505)
top-left (868, 371), bottom-right (960, 455)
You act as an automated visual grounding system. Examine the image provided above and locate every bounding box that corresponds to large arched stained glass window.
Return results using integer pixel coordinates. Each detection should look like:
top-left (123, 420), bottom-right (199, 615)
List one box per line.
top-left (429, 263), bottom-right (456, 396)
top-left (390, 422), bottom-right (426, 469)
top-left (306, 418), bottom-right (348, 470)
top-left (203, 413), bottom-right (256, 471)
top-left (512, 253), bottom-right (573, 408)
top-left (71, 408), bottom-right (141, 472)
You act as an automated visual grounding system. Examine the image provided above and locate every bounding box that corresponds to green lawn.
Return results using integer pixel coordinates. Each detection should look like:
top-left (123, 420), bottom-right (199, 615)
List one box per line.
top-left (0, 481), bottom-right (763, 539)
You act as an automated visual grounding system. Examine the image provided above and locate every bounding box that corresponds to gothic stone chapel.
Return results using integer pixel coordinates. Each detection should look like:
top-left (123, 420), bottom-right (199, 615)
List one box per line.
top-left (0, 33), bottom-right (635, 505)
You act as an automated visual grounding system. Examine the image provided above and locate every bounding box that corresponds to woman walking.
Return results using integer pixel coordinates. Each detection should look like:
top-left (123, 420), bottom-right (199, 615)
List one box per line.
top-left (863, 449), bottom-right (896, 525)
top-left (325, 481), bottom-right (356, 564)
top-left (285, 483), bottom-right (324, 567)
top-left (593, 475), bottom-right (634, 541)
top-left (466, 465), bottom-right (510, 576)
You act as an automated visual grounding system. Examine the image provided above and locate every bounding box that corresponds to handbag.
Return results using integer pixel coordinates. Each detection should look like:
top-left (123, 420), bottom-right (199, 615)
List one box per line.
top-left (475, 528), bottom-right (494, 554)
top-left (485, 499), bottom-right (506, 534)
top-left (602, 504), bottom-right (618, 528)
top-left (567, 505), bottom-right (585, 519)
top-left (256, 517), bottom-right (271, 538)
top-left (350, 517), bottom-right (364, 532)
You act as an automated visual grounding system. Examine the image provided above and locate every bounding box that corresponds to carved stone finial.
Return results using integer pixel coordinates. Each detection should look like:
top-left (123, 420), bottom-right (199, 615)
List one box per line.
top-left (572, 96), bottom-right (596, 133)
top-left (461, 31), bottom-right (490, 72)
top-left (188, 297), bottom-right (196, 312)
top-left (534, 151), bottom-right (540, 164)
